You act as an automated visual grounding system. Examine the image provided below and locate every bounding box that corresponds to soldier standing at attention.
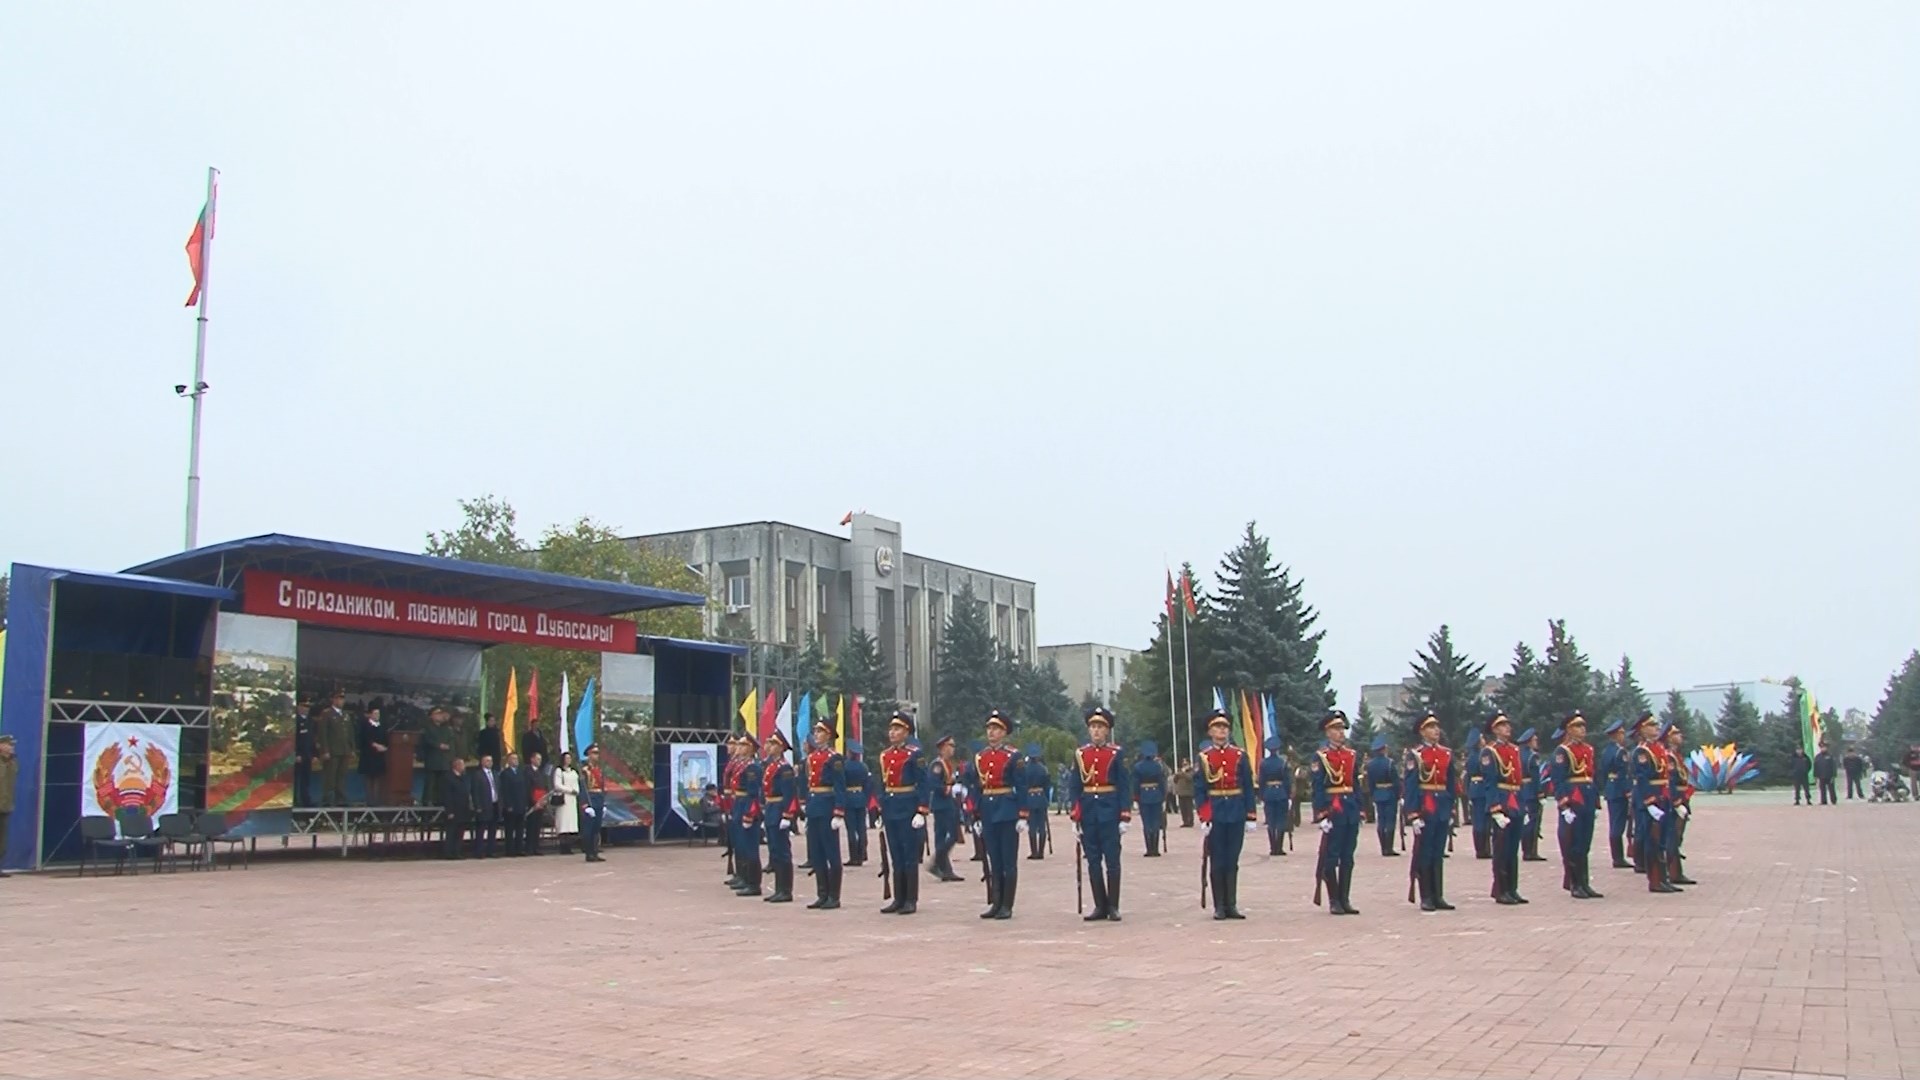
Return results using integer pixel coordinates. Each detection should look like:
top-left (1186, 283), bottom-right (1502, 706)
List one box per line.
top-left (1311, 710), bottom-right (1363, 915)
top-left (1518, 728), bottom-right (1547, 863)
top-left (315, 691), bottom-right (354, 807)
top-left (1132, 741), bottom-right (1168, 857)
top-left (1068, 707), bottom-right (1131, 921)
top-left (421, 708), bottom-right (456, 810)
top-left (1173, 758), bottom-right (1197, 828)
top-left (1365, 733), bottom-right (1400, 857)
top-left (721, 734), bottom-right (746, 890)
top-left (1402, 712), bottom-right (1457, 912)
top-left (877, 712), bottom-right (931, 915)
top-left (1664, 722), bottom-right (1697, 886)
top-left (760, 730), bottom-right (799, 904)
top-left (843, 742), bottom-right (871, 868)
top-left (729, 734), bottom-right (766, 897)
top-left (802, 719), bottom-right (848, 910)
top-left (1465, 728), bottom-right (1491, 860)
top-left (968, 711), bottom-right (1026, 920)
top-left (579, 744), bottom-right (608, 863)
top-left (926, 734), bottom-right (964, 882)
top-left (1631, 713), bottom-right (1680, 893)
top-left (1259, 737), bottom-right (1291, 857)
top-left (1599, 719), bottom-right (1633, 869)
top-left (292, 699), bottom-right (315, 806)
top-left (1482, 711), bottom-right (1529, 905)
top-left (1022, 744), bottom-right (1052, 860)
top-left (1550, 712), bottom-right (1603, 900)
top-left (1195, 709), bottom-right (1255, 920)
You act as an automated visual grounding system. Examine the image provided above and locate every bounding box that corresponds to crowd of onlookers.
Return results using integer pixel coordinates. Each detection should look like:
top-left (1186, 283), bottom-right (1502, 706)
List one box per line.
top-left (1788, 742), bottom-right (1920, 805)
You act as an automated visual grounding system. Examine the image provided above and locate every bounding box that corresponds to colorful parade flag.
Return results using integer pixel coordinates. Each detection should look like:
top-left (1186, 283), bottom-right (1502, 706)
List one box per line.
top-left (502, 667), bottom-right (519, 755)
top-left (1164, 571), bottom-right (1177, 621)
top-left (573, 677), bottom-right (597, 756)
top-left (738, 687), bottom-right (759, 736)
top-left (850, 694), bottom-right (864, 748)
top-left (1179, 568), bottom-right (1198, 617)
top-left (759, 688), bottom-right (779, 742)
top-left (184, 199), bottom-right (212, 306)
top-left (1799, 687), bottom-right (1824, 778)
top-left (775, 692), bottom-right (795, 757)
top-left (835, 695), bottom-right (847, 753)
top-left (558, 670), bottom-right (572, 758)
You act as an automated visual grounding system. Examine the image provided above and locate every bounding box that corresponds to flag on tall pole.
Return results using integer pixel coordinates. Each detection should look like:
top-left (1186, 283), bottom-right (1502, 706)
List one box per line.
top-left (835, 695), bottom-right (847, 753)
top-left (558, 671), bottom-right (571, 758)
top-left (1238, 690), bottom-right (1262, 755)
top-left (738, 686), bottom-right (759, 734)
top-left (573, 677), bottom-right (597, 756)
top-left (502, 667), bottom-right (520, 755)
top-left (1179, 567), bottom-right (1198, 617)
top-left (1263, 692), bottom-right (1279, 743)
top-left (775, 691), bottom-right (795, 757)
top-left (850, 695), bottom-right (864, 748)
top-left (759, 688), bottom-right (779, 742)
top-left (181, 167), bottom-right (219, 551)
top-left (797, 694), bottom-right (813, 747)
top-left (528, 668), bottom-right (540, 726)
top-left (184, 193), bottom-right (214, 306)
top-left (1178, 568), bottom-right (1197, 766)
top-left (1799, 686), bottom-right (1825, 778)
top-left (1162, 570), bottom-right (1179, 772)
top-left (1164, 571), bottom-right (1177, 621)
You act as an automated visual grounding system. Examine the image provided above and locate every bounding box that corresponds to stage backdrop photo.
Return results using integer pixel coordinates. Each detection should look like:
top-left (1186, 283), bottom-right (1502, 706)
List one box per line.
top-left (668, 743), bottom-right (716, 828)
top-left (83, 722), bottom-right (181, 833)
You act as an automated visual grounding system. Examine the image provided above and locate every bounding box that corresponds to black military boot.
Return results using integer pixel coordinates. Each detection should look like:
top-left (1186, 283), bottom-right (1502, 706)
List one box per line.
top-left (980, 877), bottom-right (1002, 919)
top-left (1146, 828), bottom-right (1161, 857)
top-left (1418, 865), bottom-right (1437, 912)
top-left (1561, 858), bottom-right (1574, 894)
top-left (995, 874), bottom-right (1016, 919)
top-left (1648, 864), bottom-right (1677, 893)
top-left (735, 860), bottom-right (763, 897)
top-left (1212, 867), bottom-right (1230, 921)
top-left (1582, 858), bottom-right (1604, 899)
top-left (1610, 835), bottom-right (1630, 869)
top-left (1268, 824), bottom-right (1283, 856)
top-left (1337, 864), bottom-right (1359, 915)
top-left (898, 868), bottom-right (918, 915)
top-left (1473, 827), bottom-right (1490, 859)
top-left (1495, 860), bottom-right (1521, 905)
top-left (1223, 869), bottom-right (1245, 919)
top-left (881, 867), bottom-right (904, 914)
top-left (969, 834), bottom-right (984, 862)
top-left (764, 865), bottom-right (792, 903)
top-left (1522, 830), bottom-right (1546, 862)
top-left (1509, 857), bottom-right (1529, 904)
top-left (1106, 868), bottom-right (1122, 922)
top-left (818, 866), bottom-right (841, 909)
top-left (1026, 830), bottom-right (1041, 860)
top-left (1084, 874), bottom-right (1109, 921)
top-left (1669, 854), bottom-right (1695, 886)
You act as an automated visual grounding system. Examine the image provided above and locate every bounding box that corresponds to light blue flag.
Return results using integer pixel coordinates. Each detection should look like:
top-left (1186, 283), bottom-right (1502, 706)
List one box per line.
top-left (573, 677), bottom-right (597, 757)
top-left (794, 693), bottom-right (812, 759)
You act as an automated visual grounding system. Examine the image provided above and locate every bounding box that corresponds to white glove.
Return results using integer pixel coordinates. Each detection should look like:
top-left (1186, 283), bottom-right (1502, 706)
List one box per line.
top-left (778, 819), bottom-right (791, 832)
top-left (1490, 811), bottom-right (1508, 829)
top-left (1648, 805), bottom-right (1666, 821)
top-left (1119, 821), bottom-right (1130, 834)
top-left (970, 821), bottom-right (982, 836)
top-left (1016, 819), bottom-right (1028, 834)
top-left (1318, 819), bottom-right (1333, 834)
top-left (1411, 819), bottom-right (1425, 834)
top-left (582, 806), bottom-right (596, 817)
top-left (830, 817), bottom-right (843, 833)
top-left (1521, 815), bottom-right (1531, 827)
top-left (1202, 822), bottom-right (1212, 836)
top-left (1561, 809), bottom-right (1575, 824)
top-left (950, 784), bottom-right (966, 800)
top-left (1676, 805), bottom-right (1690, 820)
top-left (911, 813), bottom-right (925, 829)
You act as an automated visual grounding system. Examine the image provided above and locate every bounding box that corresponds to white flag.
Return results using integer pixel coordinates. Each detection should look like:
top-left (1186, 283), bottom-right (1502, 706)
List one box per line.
top-left (775, 691), bottom-right (794, 757)
top-left (558, 671), bottom-right (572, 758)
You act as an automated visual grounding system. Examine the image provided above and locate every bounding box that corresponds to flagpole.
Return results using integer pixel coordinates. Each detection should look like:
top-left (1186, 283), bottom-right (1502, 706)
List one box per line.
top-left (183, 165), bottom-right (218, 550)
top-left (1164, 610), bottom-right (1178, 766)
top-left (1179, 594), bottom-right (1195, 767)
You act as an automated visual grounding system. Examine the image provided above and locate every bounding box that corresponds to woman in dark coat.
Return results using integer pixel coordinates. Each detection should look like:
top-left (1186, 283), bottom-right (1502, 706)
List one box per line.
top-left (357, 706), bottom-right (390, 805)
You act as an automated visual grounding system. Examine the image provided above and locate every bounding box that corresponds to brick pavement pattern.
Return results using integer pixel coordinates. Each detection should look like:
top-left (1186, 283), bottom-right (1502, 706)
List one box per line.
top-left (2, 792), bottom-right (1915, 1079)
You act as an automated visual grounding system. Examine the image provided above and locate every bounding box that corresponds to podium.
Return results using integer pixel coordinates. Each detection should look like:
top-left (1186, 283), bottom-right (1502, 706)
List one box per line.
top-left (385, 730), bottom-right (419, 805)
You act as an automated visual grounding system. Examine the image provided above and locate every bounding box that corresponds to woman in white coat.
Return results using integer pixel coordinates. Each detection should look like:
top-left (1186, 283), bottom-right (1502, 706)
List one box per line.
top-left (552, 750), bottom-right (583, 854)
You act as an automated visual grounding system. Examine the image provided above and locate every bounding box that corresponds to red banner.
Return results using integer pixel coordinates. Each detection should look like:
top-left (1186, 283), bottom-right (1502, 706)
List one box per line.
top-left (241, 571), bottom-right (638, 653)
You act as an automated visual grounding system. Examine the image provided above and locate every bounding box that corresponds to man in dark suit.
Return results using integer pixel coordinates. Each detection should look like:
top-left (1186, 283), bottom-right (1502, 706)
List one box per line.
top-left (499, 752), bottom-right (530, 856)
top-left (1790, 747), bottom-right (1813, 805)
top-left (1813, 745), bottom-right (1839, 806)
top-left (441, 757), bottom-right (473, 859)
top-left (292, 699), bottom-right (315, 807)
top-left (476, 715), bottom-right (504, 766)
top-left (470, 754), bottom-right (502, 857)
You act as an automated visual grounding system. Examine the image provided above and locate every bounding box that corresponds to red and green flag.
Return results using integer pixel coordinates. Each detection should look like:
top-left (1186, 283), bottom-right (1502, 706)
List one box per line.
top-left (1799, 687), bottom-right (1824, 777)
top-left (184, 202), bottom-right (210, 306)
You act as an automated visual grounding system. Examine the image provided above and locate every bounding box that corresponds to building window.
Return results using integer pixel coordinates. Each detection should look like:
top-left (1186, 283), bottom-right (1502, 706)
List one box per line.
top-left (1108, 655), bottom-right (1116, 680)
top-left (817, 582), bottom-right (828, 619)
top-left (727, 575), bottom-right (751, 609)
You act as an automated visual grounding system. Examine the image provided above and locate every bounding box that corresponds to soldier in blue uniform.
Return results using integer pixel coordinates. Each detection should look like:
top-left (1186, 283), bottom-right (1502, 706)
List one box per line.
top-left (1401, 712), bottom-right (1458, 912)
top-left (1068, 706), bottom-right (1132, 921)
top-left (801, 719), bottom-right (848, 910)
top-left (1481, 711), bottom-right (1529, 904)
top-left (1599, 719), bottom-right (1632, 869)
top-left (1195, 708), bottom-right (1256, 920)
top-left (876, 711), bottom-right (931, 915)
top-left (1022, 744), bottom-right (1053, 860)
top-left (843, 742), bottom-right (872, 867)
top-left (967, 711), bottom-right (1028, 920)
top-left (926, 734), bottom-right (964, 882)
top-left (1131, 741), bottom-right (1168, 857)
top-left (728, 734), bottom-right (766, 897)
top-left (1260, 737), bottom-right (1292, 856)
top-left (1465, 728), bottom-right (1491, 859)
top-left (1630, 713), bottom-right (1681, 893)
top-left (1550, 711), bottom-right (1603, 900)
top-left (1518, 728), bottom-right (1548, 862)
top-left (1365, 733), bottom-right (1400, 857)
top-left (962, 739), bottom-right (986, 864)
top-left (1311, 710), bottom-right (1364, 915)
top-left (760, 729), bottom-right (799, 903)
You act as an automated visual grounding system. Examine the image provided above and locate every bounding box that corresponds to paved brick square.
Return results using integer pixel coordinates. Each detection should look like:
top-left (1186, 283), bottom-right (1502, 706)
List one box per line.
top-left (2, 793), bottom-right (1915, 1079)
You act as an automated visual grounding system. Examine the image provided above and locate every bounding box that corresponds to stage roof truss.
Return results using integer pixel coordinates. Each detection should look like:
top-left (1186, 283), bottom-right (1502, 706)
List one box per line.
top-left (50, 700), bottom-right (213, 728)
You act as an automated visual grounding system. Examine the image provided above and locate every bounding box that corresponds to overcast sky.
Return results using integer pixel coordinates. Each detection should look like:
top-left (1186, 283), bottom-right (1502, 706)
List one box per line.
top-left (3, 5), bottom-right (1914, 712)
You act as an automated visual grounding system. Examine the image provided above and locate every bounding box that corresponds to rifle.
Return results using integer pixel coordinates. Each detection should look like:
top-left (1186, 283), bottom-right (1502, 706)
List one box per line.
top-left (1200, 829), bottom-right (1211, 910)
top-left (1407, 818), bottom-right (1419, 904)
top-left (1074, 834), bottom-right (1084, 914)
top-left (879, 823), bottom-right (892, 900)
top-left (1046, 821), bottom-right (1054, 856)
top-left (1312, 822), bottom-right (1331, 907)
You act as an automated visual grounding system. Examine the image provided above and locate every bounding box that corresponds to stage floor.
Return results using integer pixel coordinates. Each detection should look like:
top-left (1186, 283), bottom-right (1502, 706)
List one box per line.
top-left (5, 790), bottom-right (1914, 1079)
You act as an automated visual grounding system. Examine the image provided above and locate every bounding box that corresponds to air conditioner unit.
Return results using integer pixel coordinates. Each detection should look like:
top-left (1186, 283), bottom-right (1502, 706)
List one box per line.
top-left (726, 604), bottom-right (749, 616)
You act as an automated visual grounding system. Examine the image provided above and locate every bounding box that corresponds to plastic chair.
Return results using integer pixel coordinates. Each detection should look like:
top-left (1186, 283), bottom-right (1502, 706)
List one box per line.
top-left (80, 815), bottom-right (139, 876)
top-left (116, 807), bottom-right (167, 872)
top-left (156, 812), bottom-right (203, 871)
top-left (195, 811), bottom-right (249, 869)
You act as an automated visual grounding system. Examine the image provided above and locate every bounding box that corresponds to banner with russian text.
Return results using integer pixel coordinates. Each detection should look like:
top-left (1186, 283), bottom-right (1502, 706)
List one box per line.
top-left (242, 571), bottom-right (638, 653)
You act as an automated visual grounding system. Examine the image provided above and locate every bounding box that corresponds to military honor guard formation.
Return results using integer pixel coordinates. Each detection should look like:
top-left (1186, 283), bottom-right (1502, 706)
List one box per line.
top-left (709, 699), bottom-right (1703, 922)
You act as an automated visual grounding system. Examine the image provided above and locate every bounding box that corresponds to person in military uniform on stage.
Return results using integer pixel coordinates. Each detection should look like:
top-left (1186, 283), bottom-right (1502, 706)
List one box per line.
top-left (1022, 744), bottom-right (1052, 860)
top-left (728, 734), bottom-right (766, 897)
top-left (1068, 706), bottom-right (1131, 921)
top-left (1550, 711), bottom-right (1603, 900)
top-left (1465, 728), bottom-right (1490, 859)
top-left (968, 710), bottom-right (1027, 920)
top-left (1132, 741), bottom-right (1168, 857)
top-left (844, 742), bottom-right (872, 868)
top-left (760, 730), bottom-right (799, 903)
top-left (1664, 722), bottom-right (1697, 886)
top-left (292, 698), bottom-right (316, 807)
top-left (1629, 713), bottom-right (1681, 893)
top-left (1195, 708), bottom-right (1256, 920)
top-left (315, 690), bottom-right (355, 807)
top-left (1402, 712), bottom-right (1458, 912)
top-left (1518, 728), bottom-right (1547, 863)
top-left (1481, 711), bottom-right (1529, 904)
top-left (926, 734), bottom-right (965, 881)
top-left (1259, 736), bottom-right (1291, 856)
top-left (802, 719), bottom-right (849, 910)
top-left (1599, 719), bottom-right (1633, 869)
top-left (1365, 733), bottom-right (1400, 857)
top-left (875, 712), bottom-right (931, 914)
top-left (1310, 710), bottom-right (1363, 915)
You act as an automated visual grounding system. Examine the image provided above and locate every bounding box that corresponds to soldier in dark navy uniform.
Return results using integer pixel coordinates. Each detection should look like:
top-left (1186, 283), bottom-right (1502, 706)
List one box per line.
top-left (1365, 733), bottom-right (1400, 857)
top-left (1131, 741), bottom-right (1168, 857)
top-left (759, 730), bottom-right (799, 903)
top-left (1518, 728), bottom-right (1547, 862)
top-left (1022, 744), bottom-right (1052, 860)
top-left (1599, 718), bottom-right (1633, 869)
top-left (1465, 728), bottom-right (1490, 859)
top-left (843, 742), bottom-right (872, 867)
top-left (1664, 722), bottom-right (1697, 887)
top-left (961, 739), bottom-right (986, 864)
top-left (1259, 737), bottom-right (1292, 856)
top-left (1481, 711), bottom-right (1529, 904)
top-left (926, 734), bottom-right (965, 882)
top-left (292, 698), bottom-right (316, 807)
top-left (876, 712), bottom-right (931, 915)
top-left (1311, 710), bottom-right (1364, 915)
top-left (802, 719), bottom-right (848, 910)
top-left (967, 711), bottom-right (1027, 920)
top-left (1402, 712), bottom-right (1458, 912)
top-left (1550, 711), bottom-right (1603, 900)
top-left (1067, 706), bottom-right (1131, 921)
top-left (1195, 709), bottom-right (1256, 920)
top-left (728, 734), bottom-right (766, 897)
top-left (1631, 713), bottom-right (1681, 893)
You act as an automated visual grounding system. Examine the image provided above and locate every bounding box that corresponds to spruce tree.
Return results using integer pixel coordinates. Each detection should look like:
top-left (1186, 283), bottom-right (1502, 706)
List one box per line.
top-left (1658, 689), bottom-right (1702, 732)
top-left (1349, 699), bottom-right (1377, 750)
top-left (1714, 686), bottom-right (1763, 752)
top-left (1867, 650), bottom-right (1920, 768)
top-left (1494, 643), bottom-right (1546, 734)
top-left (934, 582), bottom-right (1000, 735)
top-left (835, 627), bottom-right (896, 727)
top-left (1607, 655), bottom-right (1651, 724)
top-left (1536, 620), bottom-right (1595, 726)
top-left (1393, 624), bottom-right (1489, 748)
top-left (1211, 523), bottom-right (1335, 749)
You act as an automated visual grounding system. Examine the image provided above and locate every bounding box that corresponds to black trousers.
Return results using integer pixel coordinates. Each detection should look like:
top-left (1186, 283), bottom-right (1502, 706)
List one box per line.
top-left (1846, 774), bottom-right (1864, 799)
top-left (1793, 777), bottom-right (1812, 804)
top-left (1818, 778), bottom-right (1837, 805)
top-left (502, 814), bottom-right (526, 854)
top-left (472, 818), bottom-right (498, 856)
top-left (442, 821), bottom-right (467, 858)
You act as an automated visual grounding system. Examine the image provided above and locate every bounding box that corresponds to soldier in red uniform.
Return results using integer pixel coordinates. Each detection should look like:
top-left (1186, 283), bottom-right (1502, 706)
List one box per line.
top-left (1402, 712), bottom-right (1458, 912)
top-left (720, 734), bottom-right (745, 890)
top-left (966, 710), bottom-right (1028, 920)
top-left (875, 711), bottom-right (931, 915)
top-left (1549, 711), bottom-right (1603, 900)
top-left (1194, 709), bottom-right (1256, 920)
top-left (1480, 711), bottom-right (1529, 905)
top-left (1066, 706), bottom-right (1132, 922)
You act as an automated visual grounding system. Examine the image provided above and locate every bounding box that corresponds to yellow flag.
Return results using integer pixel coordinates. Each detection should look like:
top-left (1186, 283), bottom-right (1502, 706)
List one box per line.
top-left (835, 695), bottom-right (847, 753)
top-left (738, 687), bottom-right (758, 733)
top-left (502, 667), bottom-right (519, 755)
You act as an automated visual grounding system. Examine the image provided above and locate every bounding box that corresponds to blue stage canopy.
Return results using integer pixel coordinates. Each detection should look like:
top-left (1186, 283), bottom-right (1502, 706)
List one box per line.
top-left (125, 533), bottom-right (703, 616)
